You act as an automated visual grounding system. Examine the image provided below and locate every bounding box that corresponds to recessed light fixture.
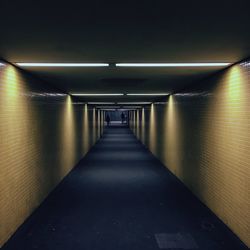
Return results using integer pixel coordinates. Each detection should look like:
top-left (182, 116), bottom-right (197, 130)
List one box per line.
top-left (127, 93), bottom-right (169, 96)
top-left (99, 109), bottom-right (117, 111)
top-left (117, 102), bottom-right (151, 105)
top-left (71, 93), bottom-right (124, 96)
top-left (15, 63), bottom-right (109, 67)
top-left (88, 102), bottom-right (116, 104)
top-left (116, 63), bottom-right (231, 67)
top-left (123, 106), bottom-right (142, 109)
top-left (98, 106), bottom-right (120, 109)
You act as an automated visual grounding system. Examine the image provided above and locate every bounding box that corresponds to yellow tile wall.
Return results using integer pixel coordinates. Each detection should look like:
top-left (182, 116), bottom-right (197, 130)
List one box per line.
top-left (130, 61), bottom-right (250, 246)
top-left (0, 62), bottom-right (104, 247)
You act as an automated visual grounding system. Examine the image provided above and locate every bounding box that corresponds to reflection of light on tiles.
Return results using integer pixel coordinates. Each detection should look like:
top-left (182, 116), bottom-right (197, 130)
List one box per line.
top-left (23, 92), bottom-right (67, 98)
top-left (240, 61), bottom-right (250, 67)
top-left (174, 92), bottom-right (212, 97)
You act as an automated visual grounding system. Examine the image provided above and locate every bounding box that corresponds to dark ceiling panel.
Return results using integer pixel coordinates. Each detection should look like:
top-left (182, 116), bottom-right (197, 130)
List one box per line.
top-left (1, 0), bottom-right (250, 97)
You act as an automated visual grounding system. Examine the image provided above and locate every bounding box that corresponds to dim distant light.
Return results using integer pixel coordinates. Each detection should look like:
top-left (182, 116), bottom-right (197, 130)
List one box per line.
top-left (123, 106), bottom-right (142, 109)
top-left (116, 63), bottom-right (231, 67)
top-left (98, 106), bottom-right (120, 109)
top-left (15, 63), bottom-right (109, 67)
top-left (88, 102), bottom-right (116, 104)
top-left (117, 102), bottom-right (151, 105)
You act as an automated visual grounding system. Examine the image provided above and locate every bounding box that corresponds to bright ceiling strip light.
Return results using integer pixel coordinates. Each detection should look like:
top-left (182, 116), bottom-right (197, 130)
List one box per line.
top-left (116, 63), bottom-right (231, 67)
top-left (15, 63), bottom-right (109, 67)
top-left (71, 93), bottom-right (124, 96)
top-left (127, 93), bottom-right (169, 96)
top-left (117, 102), bottom-right (151, 105)
top-left (0, 63), bottom-right (5, 66)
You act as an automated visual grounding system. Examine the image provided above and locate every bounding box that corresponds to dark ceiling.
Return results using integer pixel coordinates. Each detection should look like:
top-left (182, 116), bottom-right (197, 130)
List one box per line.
top-left (1, 0), bottom-right (250, 102)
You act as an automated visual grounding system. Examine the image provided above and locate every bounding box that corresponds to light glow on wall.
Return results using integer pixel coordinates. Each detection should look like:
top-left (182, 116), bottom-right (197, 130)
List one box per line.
top-left (60, 95), bottom-right (76, 174)
top-left (129, 61), bottom-right (250, 246)
top-left (141, 107), bottom-right (145, 143)
top-left (136, 109), bottom-right (140, 137)
top-left (92, 107), bottom-right (96, 144)
top-left (83, 104), bottom-right (89, 154)
top-left (149, 103), bottom-right (156, 154)
top-left (165, 95), bottom-right (181, 176)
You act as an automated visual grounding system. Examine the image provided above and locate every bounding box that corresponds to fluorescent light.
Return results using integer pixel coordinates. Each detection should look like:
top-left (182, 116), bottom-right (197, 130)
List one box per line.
top-left (127, 93), bottom-right (169, 96)
top-left (100, 109), bottom-right (116, 111)
top-left (15, 63), bottom-right (109, 67)
top-left (0, 63), bottom-right (5, 66)
top-left (88, 102), bottom-right (116, 104)
top-left (116, 63), bottom-right (231, 67)
top-left (117, 102), bottom-right (151, 105)
top-left (71, 93), bottom-right (124, 96)
top-left (98, 106), bottom-right (120, 109)
top-left (123, 106), bottom-right (142, 109)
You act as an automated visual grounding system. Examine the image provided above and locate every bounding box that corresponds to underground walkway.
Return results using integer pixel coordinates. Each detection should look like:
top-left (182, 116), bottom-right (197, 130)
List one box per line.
top-left (3, 126), bottom-right (247, 250)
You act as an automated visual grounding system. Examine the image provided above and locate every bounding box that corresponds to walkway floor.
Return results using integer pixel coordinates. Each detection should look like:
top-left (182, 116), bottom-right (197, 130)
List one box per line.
top-left (3, 126), bottom-right (248, 250)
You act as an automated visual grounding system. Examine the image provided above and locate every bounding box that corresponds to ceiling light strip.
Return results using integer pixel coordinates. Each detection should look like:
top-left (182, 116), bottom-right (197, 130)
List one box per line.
top-left (88, 102), bottom-right (116, 104)
top-left (127, 93), bottom-right (169, 96)
top-left (117, 102), bottom-right (151, 105)
top-left (116, 63), bottom-right (231, 67)
top-left (71, 93), bottom-right (124, 96)
top-left (15, 63), bottom-right (109, 67)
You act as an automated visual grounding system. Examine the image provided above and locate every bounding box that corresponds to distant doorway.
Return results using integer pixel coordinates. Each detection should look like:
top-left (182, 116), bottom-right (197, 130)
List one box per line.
top-left (105, 110), bottom-right (129, 127)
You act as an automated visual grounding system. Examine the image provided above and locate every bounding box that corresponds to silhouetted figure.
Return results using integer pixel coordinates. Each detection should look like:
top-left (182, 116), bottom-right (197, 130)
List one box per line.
top-left (106, 114), bottom-right (111, 126)
top-left (121, 112), bottom-right (125, 124)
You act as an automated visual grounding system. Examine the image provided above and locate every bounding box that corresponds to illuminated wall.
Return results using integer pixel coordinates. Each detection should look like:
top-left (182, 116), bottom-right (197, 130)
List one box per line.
top-left (130, 60), bottom-right (250, 246)
top-left (0, 62), bottom-right (104, 246)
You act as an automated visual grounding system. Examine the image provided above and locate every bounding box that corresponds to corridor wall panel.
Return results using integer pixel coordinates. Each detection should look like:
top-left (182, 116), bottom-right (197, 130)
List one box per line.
top-left (0, 62), bottom-right (104, 246)
top-left (130, 60), bottom-right (250, 246)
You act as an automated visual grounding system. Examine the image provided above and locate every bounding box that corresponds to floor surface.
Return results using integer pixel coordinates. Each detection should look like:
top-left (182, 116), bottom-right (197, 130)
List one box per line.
top-left (3, 126), bottom-right (248, 250)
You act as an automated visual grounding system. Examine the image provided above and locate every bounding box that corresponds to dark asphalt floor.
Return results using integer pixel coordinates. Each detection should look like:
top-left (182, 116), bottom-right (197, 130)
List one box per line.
top-left (2, 126), bottom-right (248, 250)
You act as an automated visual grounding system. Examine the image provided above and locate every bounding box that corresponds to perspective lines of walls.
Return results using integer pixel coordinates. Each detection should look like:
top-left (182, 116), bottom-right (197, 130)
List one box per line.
top-left (130, 60), bottom-right (250, 247)
top-left (0, 62), bottom-right (105, 246)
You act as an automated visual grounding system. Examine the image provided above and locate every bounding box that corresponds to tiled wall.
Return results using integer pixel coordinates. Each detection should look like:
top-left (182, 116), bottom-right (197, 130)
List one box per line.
top-left (130, 60), bottom-right (250, 246)
top-left (0, 62), bottom-right (104, 246)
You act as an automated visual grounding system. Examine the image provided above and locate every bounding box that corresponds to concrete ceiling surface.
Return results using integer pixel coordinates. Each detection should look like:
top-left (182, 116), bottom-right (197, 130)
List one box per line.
top-left (1, 0), bottom-right (250, 100)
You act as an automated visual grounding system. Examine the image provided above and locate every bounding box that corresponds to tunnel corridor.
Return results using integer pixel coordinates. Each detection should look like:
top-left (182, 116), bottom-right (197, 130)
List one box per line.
top-left (2, 125), bottom-right (247, 250)
top-left (1, 1), bottom-right (250, 249)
